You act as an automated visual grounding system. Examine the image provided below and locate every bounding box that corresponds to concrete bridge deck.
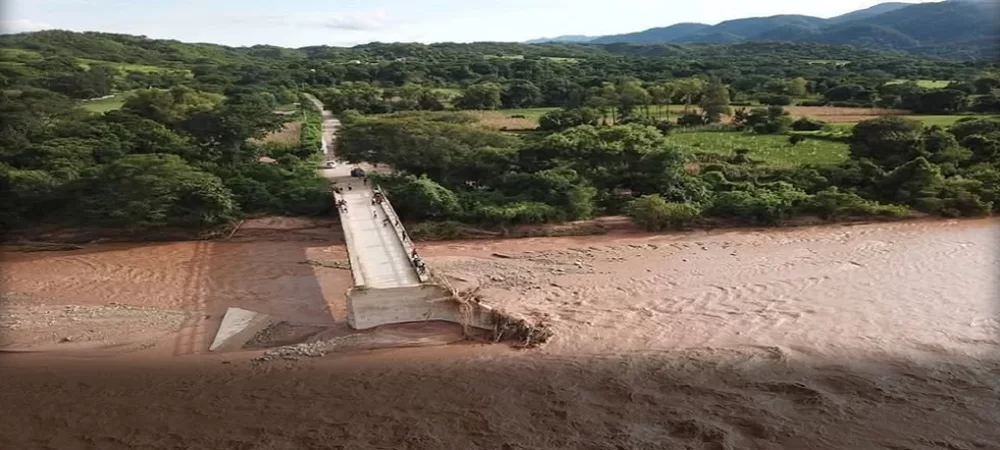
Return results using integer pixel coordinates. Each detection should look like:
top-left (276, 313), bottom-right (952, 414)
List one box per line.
top-left (334, 182), bottom-right (422, 289)
top-left (307, 94), bottom-right (492, 331)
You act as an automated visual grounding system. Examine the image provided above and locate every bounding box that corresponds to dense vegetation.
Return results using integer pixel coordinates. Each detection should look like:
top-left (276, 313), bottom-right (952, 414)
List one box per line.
top-left (0, 87), bottom-right (331, 235)
top-left (1, 29), bottom-right (999, 237)
top-left (338, 111), bottom-right (1000, 229)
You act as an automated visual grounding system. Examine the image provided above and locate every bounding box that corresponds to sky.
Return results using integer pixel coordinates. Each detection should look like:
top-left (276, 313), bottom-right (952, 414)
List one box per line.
top-left (2, 0), bottom-right (942, 48)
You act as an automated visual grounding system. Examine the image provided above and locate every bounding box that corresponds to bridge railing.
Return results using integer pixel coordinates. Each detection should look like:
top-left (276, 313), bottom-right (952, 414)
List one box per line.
top-left (332, 190), bottom-right (368, 289)
top-left (374, 184), bottom-right (431, 283)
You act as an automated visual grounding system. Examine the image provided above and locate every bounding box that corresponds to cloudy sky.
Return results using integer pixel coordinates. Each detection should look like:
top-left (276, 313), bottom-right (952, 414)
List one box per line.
top-left (3, 0), bottom-right (938, 48)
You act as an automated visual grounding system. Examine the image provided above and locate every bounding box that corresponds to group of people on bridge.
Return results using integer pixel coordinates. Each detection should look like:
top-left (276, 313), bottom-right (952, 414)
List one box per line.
top-left (411, 249), bottom-right (427, 274)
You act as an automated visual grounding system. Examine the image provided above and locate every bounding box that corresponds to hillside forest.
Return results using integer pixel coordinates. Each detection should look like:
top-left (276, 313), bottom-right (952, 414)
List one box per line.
top-left (2, 30), bottom-right (1000, 238)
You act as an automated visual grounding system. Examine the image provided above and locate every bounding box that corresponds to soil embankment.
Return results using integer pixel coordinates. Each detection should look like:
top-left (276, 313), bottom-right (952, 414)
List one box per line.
top-left (1, 218), bottom-right (998, 449)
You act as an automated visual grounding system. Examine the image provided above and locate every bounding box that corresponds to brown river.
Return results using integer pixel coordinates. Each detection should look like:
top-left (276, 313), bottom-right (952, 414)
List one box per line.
top-left (1, 218), bottom-right (998, 450)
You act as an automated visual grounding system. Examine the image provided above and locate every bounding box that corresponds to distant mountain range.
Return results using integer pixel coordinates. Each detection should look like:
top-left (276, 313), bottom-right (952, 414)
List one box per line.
top-left (526, 0), bottom-right (998, 59)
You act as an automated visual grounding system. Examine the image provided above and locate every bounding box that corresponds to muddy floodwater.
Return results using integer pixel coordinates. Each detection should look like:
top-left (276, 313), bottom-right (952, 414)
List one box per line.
top-left (1, 219), bottom-right (998, 450)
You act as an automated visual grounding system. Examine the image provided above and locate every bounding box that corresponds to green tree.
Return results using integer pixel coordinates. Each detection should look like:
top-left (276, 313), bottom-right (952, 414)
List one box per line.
top-left (973, 77), bottom-right (1000, 95)
top-left (699, 78), bottom-right (731, 123)
top-left (379, 174), bottom-right (461, 220)
top-left (849, 116), bottom-right (925, 169)
top-left (675, 78), bottom-right (706, 113)
top-left (78, 154), bottom-right (237, 227)
top-left (498, 167), bottom-right (596, 220)
top-left (501, 79), bottom-right (543, 109)
top-left (787, 77), bottom-right (809, 97)
top-left (121, 87), bottom-right (224, 125)
top-left (916, 89), bottom-right (968, 114)
top-left (538, 107), bottom-right (601, 131)
top-left (456, 82), bottom-right (503, 110)
top-left (616, 79), bottom-right (651, 120)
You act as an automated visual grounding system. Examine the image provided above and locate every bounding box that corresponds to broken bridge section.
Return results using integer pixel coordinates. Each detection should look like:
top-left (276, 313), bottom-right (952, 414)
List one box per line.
top-left (332, 180), bottom-right (493, 330)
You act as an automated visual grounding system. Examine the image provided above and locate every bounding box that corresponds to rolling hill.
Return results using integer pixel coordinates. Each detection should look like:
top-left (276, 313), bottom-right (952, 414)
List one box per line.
top-left (827, 2), bottom-right (912, 24)
top-left (590, 23), bottom-right (711, 44)
top-left (525, 35), bottom-right (596, 44)
top-left (527, 1), bottom-right (999, 59)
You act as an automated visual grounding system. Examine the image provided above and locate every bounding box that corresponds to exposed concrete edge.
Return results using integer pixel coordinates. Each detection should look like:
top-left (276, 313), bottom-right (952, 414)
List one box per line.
top-left (344, 283), bottom-right (552, 348)
top-left (332, 191), bottom-right (367, 288)
top-left (209, 307), bottom-right (274, 352)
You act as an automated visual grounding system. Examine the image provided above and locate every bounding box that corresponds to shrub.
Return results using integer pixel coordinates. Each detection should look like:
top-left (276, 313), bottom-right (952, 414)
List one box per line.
top-left (677, 113), bottom-right (707, 127)
top-left (758, 94), bottom-right (793, 106)
top-left (736, 106), bottom-right (793, 134)
top-left (707, 184), bottom-right (809, 225)
top-left (788, 135), bottom-right (807, 145)
top-left (538, 107), bottom-right (601, 131)
top-left (828, 101), bottom-right (872, 108)
top-left (803, 187), bottom-right (910, 220)
top-left (470, 201), bottom-right (561, 225)
top-left (655, 120), bottom-right (676, 135)
top-left (799, 100), bottom-right (829, 107)
top-left (791, 117), bottom-right (827, 131)
top-left (625, 194), bottom-right (701, 231)
top-left (728, 148), bottom-right (754, 165)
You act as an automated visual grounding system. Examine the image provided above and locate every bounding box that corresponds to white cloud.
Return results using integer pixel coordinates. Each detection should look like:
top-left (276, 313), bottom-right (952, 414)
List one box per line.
top-left (231, 9), bottom-right (397, 32)
top-left (0, 19), bottom-right (55, 34)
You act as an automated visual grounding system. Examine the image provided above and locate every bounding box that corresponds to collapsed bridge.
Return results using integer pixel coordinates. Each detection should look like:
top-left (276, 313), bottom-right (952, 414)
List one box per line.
top-left (331, 175), bottom-right (492, 330)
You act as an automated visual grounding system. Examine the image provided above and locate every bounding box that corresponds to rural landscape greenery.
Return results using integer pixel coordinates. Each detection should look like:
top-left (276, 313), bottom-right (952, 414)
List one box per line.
top-left (1, 5), bottom-right (999, 238)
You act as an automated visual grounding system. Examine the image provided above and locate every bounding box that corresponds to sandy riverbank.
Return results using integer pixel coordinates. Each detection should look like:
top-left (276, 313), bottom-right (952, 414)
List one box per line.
top-left (1, 218), bottom-right (998, 449)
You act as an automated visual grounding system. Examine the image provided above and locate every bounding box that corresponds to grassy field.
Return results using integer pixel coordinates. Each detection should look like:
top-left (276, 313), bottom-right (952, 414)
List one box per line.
top-left (541, 57), bottom-right (580, 63)
top-left (80, 95), bottom-right (126, 113)
top-left (885, 79), bottom-right (952, 88)
top-left (76, 58), bottom-right (178, 73)
top-left (472, 111), bottom-right (538, 130)
top-left (804, 59), bottom-right (849, 66)
top-left (823, 114), bottom-right (997, 128)
top-left (495, 105), bottom-right (699, 123)
top-left (904, 115), bottom-right (989, 127)
top-left (0, 48), bottom-right (43, 62)
top-left (274, 103), bottom-right (299, 113)
top-left (498, 107), bottom-right (558, 121)
top-left (668, 131), bottom-right (849, 166)
top-left (255, 121), bottom-right (302, 145)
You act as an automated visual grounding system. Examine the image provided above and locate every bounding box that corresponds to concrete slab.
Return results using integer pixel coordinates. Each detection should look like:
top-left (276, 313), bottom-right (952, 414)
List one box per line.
top-left (209, 307), bottom-right (273, 352)
top-left (336, 182), bottom-right (421, 289)
top-left (346, 284), bottom-right (495, 331)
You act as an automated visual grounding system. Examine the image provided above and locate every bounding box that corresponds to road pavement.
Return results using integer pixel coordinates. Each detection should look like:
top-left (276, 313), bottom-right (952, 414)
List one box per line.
top-left (306, 93), bottom-right (421, 289)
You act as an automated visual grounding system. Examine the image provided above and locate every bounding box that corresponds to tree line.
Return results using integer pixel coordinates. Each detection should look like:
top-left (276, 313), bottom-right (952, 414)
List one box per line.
top-left (0, 87), bottom-right (331, 235)
top-left (2, 30), bottom-right (999, 235)
top-left (335, 111), bottom-right (1000, 230)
